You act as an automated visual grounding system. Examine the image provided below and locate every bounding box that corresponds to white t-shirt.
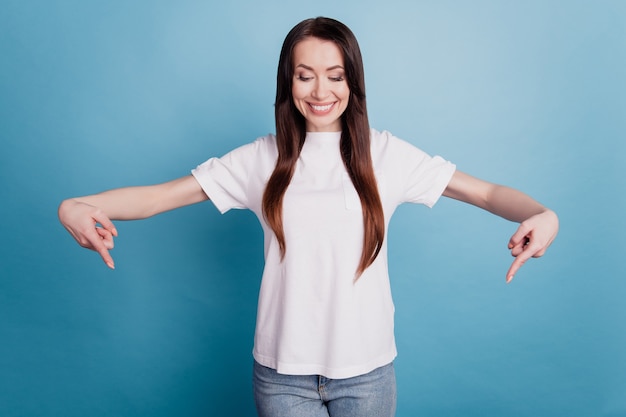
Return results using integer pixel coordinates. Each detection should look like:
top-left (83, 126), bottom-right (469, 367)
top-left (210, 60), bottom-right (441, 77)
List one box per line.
top-left (192, 129), bottom-right (456, 379)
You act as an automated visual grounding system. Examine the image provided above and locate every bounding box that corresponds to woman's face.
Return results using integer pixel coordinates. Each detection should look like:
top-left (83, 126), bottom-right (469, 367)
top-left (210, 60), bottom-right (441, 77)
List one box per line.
top-left (291, 37), bottom-right (350, 132)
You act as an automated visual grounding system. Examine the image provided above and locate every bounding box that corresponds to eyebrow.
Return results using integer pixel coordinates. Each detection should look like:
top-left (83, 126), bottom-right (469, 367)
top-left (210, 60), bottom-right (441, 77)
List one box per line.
top-left (296, 64), bottom-right (345, 71)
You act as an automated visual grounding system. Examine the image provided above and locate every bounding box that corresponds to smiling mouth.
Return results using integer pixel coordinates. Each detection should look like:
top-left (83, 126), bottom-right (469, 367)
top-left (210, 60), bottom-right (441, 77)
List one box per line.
top-left (308, 102), bottom-right (335, 114)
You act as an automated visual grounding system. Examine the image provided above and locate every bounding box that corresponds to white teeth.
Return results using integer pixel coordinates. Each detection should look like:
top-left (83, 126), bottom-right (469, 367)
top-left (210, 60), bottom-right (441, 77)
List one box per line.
top-left (311, 103), bottom-right (333, 112)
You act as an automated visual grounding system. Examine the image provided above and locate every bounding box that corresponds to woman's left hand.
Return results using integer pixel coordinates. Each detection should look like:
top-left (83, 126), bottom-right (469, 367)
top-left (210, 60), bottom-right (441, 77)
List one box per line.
top-left (506, 209), bottom-right (559, 283)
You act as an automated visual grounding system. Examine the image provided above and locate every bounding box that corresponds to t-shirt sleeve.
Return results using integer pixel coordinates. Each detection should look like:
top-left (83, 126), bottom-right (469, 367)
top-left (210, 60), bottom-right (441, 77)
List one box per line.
top-left (191, 136), bottom-right (276, 214)
top-left (403, 152), bottom-right (455, 207)
top-left (377, 130), bottom-right (456, 208)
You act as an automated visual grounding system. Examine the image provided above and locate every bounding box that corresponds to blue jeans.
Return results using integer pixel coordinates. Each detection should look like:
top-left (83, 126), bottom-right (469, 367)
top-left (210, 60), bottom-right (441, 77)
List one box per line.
top-left (253, 361), bottom-right (397, 417)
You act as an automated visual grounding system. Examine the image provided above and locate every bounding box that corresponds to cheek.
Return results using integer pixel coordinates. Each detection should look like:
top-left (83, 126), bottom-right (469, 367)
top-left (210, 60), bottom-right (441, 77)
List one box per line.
top-left (291, 89), bottom-right (305, 115)
top-left (339, 84), bottom-right (351, 100)
top-left (292, 84), bottom-right (311, 109)
top-left (291, 81), bottom-right (305, 99)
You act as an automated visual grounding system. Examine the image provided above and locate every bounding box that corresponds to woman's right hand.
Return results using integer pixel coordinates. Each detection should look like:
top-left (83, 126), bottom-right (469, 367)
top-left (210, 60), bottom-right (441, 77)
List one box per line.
top-left (57, 175), bottom-right (209, 269)
top-left (58, 199), bottom-right (118, 269)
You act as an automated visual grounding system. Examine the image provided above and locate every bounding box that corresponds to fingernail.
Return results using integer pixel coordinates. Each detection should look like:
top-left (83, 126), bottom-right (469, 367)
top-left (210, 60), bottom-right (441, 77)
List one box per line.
top-left (107, 261), bottom-right (115, 269)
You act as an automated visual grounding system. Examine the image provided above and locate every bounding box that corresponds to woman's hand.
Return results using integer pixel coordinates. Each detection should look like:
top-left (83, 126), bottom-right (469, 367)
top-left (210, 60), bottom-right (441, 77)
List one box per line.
top-left (444, 170), bottom-right (559, 283)
top-left (57, 175), bottom-right (209, 269)
top-left (506, 209), bottom-right (559, 283)
top-left (58, 199), bottom-right (118, 269)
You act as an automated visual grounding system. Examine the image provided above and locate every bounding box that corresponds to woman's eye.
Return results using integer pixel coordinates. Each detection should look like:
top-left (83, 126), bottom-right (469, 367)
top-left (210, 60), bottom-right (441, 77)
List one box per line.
top-left (329, 76), bottom-right (344, 82)
top-left (296, 75), bottom-right (313, 81)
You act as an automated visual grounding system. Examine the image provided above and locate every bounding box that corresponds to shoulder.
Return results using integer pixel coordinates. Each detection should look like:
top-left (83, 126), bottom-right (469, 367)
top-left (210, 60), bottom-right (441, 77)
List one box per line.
top-left (195, 134), bottom-right (277, 175)
top-left (369, 128), bottom-right (429, 158)
top-left (222, 133), bottom-right (278, 161)
top-left (241, 133), bottom-right (277, 152)
top-left (368, 128), bottom-right (455, 177)
top-left (255, 133), bottom-right (277, 148)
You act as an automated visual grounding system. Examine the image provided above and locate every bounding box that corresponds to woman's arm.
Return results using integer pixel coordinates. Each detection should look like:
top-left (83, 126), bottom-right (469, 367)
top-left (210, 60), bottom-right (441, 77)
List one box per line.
top-left (58, 175), bottom-right (208, 269)
top-left (443, 170), bottom-right (559, 283)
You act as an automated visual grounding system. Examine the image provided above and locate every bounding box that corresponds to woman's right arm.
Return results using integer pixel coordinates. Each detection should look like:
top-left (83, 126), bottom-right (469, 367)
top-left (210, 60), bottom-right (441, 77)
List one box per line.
top-left (58, 175), bottom-right (208, 269)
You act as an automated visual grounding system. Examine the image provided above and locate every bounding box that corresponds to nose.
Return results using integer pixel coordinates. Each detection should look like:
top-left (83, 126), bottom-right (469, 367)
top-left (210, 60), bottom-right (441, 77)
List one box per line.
top-left (312, 79), bottom-right (329, 100)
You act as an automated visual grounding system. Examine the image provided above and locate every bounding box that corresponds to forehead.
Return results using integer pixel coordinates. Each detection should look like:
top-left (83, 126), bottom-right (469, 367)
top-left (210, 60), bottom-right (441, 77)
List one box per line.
top-left (293, 37), bottom-right (344, 68)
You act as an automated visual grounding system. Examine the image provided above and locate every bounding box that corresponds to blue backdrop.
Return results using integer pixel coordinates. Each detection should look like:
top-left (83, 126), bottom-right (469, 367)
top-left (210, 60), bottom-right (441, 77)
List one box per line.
top-left (1, 1), bottom-right (624, 416)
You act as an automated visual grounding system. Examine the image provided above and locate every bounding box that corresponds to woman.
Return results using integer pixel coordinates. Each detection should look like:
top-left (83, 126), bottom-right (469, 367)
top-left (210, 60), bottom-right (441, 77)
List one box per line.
top-left (58, 17), bottom-right (558, 417)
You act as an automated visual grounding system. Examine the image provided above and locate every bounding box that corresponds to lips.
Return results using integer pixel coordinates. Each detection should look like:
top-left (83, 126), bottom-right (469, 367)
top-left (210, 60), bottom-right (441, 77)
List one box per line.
top-left (308, 102), bottom-right (336, 114)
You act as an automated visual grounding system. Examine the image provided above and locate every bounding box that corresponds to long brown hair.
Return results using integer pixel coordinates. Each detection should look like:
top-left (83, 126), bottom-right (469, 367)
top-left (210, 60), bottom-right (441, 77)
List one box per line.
top-left (262, 17), bottom-right (384, 276)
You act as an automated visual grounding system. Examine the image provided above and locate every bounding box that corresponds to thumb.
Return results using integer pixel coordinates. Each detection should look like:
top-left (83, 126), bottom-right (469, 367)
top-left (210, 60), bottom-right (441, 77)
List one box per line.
top-left (92, 208), bottom-right (118, 237)
top-left (508, 222), bottom-right (531, 250)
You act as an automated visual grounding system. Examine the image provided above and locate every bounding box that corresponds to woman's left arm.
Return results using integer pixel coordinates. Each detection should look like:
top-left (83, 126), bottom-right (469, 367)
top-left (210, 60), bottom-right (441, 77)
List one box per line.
top-left (443, 170), bottom-right (559, 283)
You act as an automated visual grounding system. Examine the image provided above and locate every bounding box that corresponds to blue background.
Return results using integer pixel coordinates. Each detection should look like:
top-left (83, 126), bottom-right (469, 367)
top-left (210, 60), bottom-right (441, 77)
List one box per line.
top-left (1, 1), bottom-right (625, 416)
